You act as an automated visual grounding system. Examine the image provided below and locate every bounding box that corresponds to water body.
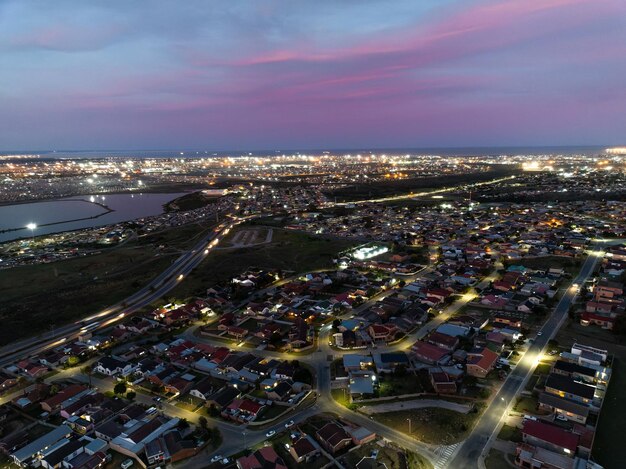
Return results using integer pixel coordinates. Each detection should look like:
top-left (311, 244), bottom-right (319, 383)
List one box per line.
top-left (0, 192), bottom-right (185, 243)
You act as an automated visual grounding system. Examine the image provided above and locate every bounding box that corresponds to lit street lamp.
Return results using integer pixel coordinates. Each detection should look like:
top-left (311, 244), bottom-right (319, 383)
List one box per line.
top-left (407, 418), bottom-right (412, 434)
top-left (26, 222), bottom-right (37, 241)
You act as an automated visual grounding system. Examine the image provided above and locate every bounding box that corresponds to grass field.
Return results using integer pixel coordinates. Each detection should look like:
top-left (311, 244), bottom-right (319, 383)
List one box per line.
top-left (503, 255), bottom-right (581, 276)
top-left (343, 442), bottom-right (432, 469)
top-left (371, 404), bottom-right (485, 445)
top-left (0, 222), bottom-right (213, 345)
top-left (485, 449), bottom-right (514, 469)
top-left (593, 357), bottom-right (626, 469)
top-left (168, 226), bottom-right (357, 299)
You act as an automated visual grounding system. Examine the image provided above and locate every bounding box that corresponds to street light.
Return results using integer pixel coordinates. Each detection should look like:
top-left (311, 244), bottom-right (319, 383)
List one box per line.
top-left (407, 418), bottom-right (412, 434)
top-left (26, 222), bottom-right (37, 241)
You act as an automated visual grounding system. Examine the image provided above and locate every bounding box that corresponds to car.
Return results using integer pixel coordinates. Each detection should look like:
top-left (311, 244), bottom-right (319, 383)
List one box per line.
top-left (121, 459), bottom-right (134, 469)
top-left (266, 430), bottom-right (276, 438)
top-left (210, 455), bottom-right (222, 463)
top-left (536, 331), bottom-right (543, 336)
top-left (221, 458), bottom-right (230, 465)
top-left (152, 396), bottom-right (162, 402)
top-left (285, 420), bottom-right (295, 429)
top-left (556, 414), bottom-right (568, 422)
top-left (523, 415), bottom-right (537, 421)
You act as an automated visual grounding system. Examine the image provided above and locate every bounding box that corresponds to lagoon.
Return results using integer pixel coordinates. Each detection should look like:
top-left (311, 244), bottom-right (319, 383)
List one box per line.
top-left (0, 192), bottom-right (185, 242)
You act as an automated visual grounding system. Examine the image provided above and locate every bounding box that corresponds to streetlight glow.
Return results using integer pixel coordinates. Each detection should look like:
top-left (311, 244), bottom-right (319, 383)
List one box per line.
top-left (26, 223), bottom-right (37, 230)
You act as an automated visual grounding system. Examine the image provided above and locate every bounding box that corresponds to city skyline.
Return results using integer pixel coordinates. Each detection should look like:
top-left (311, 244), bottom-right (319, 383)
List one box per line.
top-left (2, 0), bottom-right (626, 150)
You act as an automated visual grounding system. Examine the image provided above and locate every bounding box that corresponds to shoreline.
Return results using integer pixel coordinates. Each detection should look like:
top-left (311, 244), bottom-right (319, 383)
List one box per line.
top-left (0, 191), bottom-right (193, 243)
top-left (0, 185), bottom-right (203, 208)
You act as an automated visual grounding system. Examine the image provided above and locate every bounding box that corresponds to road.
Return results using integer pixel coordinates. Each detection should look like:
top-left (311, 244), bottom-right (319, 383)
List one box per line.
top-left (450, 246), bottom-right (605, 469)
top-left (0, 213), bottom-right (255, 368)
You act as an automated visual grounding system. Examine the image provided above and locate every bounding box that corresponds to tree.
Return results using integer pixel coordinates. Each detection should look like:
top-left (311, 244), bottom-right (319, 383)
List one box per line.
top-left (177, 418), bottom-right (190, 430)
top-left (394, 364), bottom-right (407, 377)
top-left (67, 356), bottom-right (80, 367)
top-left (198, 416), bottom-right (208, 430)
top-left (113, 382), bottom-right (127, 395)
top-left (293, 367), bottom-right (313, 385)
top-left (82, 365), bottom-right (93, 388)
top-left (126, 391), bottom-right (136, 400)
top-left (332, 319), bottom-right (341, 331)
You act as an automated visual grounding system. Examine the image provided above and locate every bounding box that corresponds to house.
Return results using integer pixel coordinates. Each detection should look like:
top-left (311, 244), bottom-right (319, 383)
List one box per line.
top-left (515, 443), bottom-right (576, 469)
top-left (16, 360), bottom-right (48, 379)
top-left (10, 425), bottom-right (73, 467)
top-left (343, 355), bottom-right (374, 372)
top-left (544, 374), bottom-right (595, 404)
top-left (538, 392), bottom-right (589, 424)
top-left (580, 312), bottom-right (615, 330)
top-left (289, 436), bottom-right (319, 463)
top-left (144, 430), bottom-right (199, 465)
top-left (316, 423), bottom-right (352, 454)
top-left (205, 386), bottom-right (240, 410)
top-left (41, 384), bottom-right (88, 413)
top-left (349, 377), bottom-right (375, 397)
top-left (551, 361), bottom-right (596, 385)
top-left (426, 331), bottom-right (459, 351)
top-left (429, 370), bottom-right (457, 394)
top-left (0, 371), bottom-right (18, 391)
top-left (189, 379), bottom-right (216, 401)
top-left (237, 446), bottom-right (287, 469)
top-left (266, 381), bottom-right (292, 402)
top-left (411, 341), bottom-right (449, 365)
top-left (493, 315), bottom-right (523, 329)
top-left (368, 324), bottom-right (398, 343)
top-left (347, 426), bottom-right (376, 446)
top-left (373, 352), bottom-right (410, 374)
top-left (466, 347), bottom-right (499, 378)
top-left (93, 356), bottom-right (132, 376)
top-left (521, 420), bottom-right (579, 456)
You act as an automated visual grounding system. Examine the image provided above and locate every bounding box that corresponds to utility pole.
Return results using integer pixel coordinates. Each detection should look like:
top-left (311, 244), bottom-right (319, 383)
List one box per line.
top-left (407, 418), bottom-right (412, 435)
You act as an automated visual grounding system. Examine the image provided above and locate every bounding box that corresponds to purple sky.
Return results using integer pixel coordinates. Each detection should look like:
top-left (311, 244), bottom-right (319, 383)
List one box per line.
top-left (1, 0), bottom-right (625, 151)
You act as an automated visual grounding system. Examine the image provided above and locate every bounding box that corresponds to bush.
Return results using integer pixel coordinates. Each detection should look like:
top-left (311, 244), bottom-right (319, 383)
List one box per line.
top-left (114, 382), bottom-right (127, 395)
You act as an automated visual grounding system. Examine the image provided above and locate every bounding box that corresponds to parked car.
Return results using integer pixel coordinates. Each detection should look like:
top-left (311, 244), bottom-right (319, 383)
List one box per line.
top-left (266, 430), bottom-right (276, 438)
top-left (121, 459), bottom-right (134, 469)
top-left (210, 455), bottom-right (222, 463)
top-left (285, 420), bottom-right (295, 429)
top-left (556, 414), bottom-right (568, 422)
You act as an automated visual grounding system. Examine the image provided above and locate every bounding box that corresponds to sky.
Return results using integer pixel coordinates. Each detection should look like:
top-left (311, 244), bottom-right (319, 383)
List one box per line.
top-left (1, 0), bottom-right (625, 151)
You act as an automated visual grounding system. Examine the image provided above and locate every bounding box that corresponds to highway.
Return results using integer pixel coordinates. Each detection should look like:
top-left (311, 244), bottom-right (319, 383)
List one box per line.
top-left (450, 245), bottom-right (605, 469)
top-left (0, 212), bottom-right (251, 368)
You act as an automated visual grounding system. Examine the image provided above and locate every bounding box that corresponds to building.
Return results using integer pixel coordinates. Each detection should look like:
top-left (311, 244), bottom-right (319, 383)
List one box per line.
top-left (521, 420), bottom-right (579, 457)
top-left (11, 425), bottom-right (73, 467)
top-left (288, 436), bottom-right (319, 463)
top-left (466, 347), bottom-right (499, 378)
top-left (538, 392), bottom-right (590, 424)
top-left (316, 423), bottom-right (352, 454)
top-left (544, 374), bottom-right (595, 405)
top-left (237, 446), bottom-right (287, 469)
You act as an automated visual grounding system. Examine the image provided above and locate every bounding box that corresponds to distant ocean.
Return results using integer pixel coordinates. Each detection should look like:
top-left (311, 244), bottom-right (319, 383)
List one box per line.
top-left (0, 145), bottom-right (612, 160)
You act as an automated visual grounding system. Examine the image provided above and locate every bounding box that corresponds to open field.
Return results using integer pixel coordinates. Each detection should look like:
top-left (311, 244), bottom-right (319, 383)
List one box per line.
top-left (0, 222), bottom-right (213, 345)
top-left (371, 403), bottom-right (486, 445)
top-left (168, 227), bottom-right (357, 299)
top-left (323, 167), bottom-right (517, 202)
top-left (342, 442), bottom-right (432, 469)
top-left (503, 255), bottom-right (581, 276)
top-left (593, 357), bottom-right (626, 469)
